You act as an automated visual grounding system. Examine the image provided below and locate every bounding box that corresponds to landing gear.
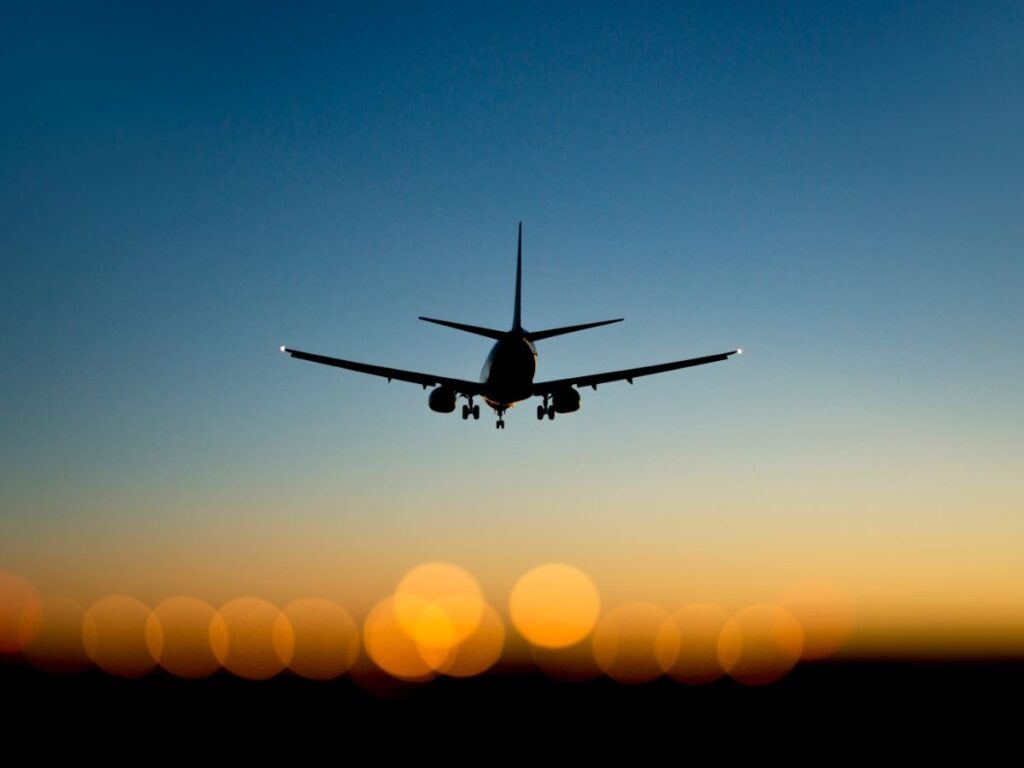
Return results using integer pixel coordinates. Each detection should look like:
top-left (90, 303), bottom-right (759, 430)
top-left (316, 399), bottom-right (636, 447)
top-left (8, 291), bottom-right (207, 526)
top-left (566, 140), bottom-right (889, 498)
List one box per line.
top-left (537, 396), bottom-right (555, 421)
top-left (462, 399), bottom-right (480, 420)
top-left (495, 407), bottom-right (506, 429)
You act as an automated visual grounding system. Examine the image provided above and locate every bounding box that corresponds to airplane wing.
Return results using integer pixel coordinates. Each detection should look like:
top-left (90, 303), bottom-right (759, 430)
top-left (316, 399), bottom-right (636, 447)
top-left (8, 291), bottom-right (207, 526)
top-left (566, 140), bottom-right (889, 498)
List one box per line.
top-left (533, 350), bottom-right (741, 394)
top-left (281, 347), bottom-right (485, 396)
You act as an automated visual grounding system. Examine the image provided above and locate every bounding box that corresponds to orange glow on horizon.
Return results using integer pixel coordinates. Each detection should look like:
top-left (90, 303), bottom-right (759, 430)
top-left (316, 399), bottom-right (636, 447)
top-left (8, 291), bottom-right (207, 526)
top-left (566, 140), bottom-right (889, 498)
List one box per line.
top-left (0, 570), bottom-right (42, 653)
top-left (147, 596), bottom-right (221, 679)
top-left (281, 597), bottom-right (360, 680)
top-left (210, 597), bottom-right (294, 680)
top-left (655, 603), bottom-right (730, 685)
top-left (82, 595), bottom-right (157, 678)
top-left (591, 603), bottom-right (668, 684)
top-left (718, 604), bottom-right (804, 686)
top-left (22, 596), bottom-right (91, 674)
top-left (778, 580), bottom-right (856, 660)
top-left (5, 562), bottom-right (1024, 682)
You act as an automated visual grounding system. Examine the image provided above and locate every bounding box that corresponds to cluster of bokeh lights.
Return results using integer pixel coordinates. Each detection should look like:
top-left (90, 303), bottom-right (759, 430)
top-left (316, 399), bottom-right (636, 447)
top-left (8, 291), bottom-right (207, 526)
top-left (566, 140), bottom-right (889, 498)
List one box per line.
top-left (0, 565), bottom-right (854, 687)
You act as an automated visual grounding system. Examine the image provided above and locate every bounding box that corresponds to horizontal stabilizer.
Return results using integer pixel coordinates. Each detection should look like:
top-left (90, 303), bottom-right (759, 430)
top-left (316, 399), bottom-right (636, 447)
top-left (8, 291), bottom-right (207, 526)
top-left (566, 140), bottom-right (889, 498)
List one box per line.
top-left (526, 318), bottom-right (623, 342)
top-left (419, 316), bottom-right (506, 340)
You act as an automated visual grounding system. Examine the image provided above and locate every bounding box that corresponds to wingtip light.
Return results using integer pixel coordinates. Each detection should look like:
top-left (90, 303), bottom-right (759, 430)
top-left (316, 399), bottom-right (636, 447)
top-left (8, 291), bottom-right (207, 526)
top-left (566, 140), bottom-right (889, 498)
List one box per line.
top-left (280, 345), bottom-right (286, 353)
top-left (737, 348), bottom-right (743, 355)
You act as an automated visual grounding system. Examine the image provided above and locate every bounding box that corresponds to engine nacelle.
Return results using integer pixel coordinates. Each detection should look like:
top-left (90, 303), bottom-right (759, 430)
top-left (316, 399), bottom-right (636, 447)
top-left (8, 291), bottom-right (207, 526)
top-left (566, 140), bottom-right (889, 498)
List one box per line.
top-left (552, 387), bottom-right (581, 414)
top-left (428, 386), bottom-right (457, 413)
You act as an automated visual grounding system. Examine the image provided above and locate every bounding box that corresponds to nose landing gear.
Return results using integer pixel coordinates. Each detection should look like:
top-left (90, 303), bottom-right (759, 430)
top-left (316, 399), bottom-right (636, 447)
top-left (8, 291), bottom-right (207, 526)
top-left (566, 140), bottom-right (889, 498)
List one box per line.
top-left (495, 407), bottom-right (506, 429)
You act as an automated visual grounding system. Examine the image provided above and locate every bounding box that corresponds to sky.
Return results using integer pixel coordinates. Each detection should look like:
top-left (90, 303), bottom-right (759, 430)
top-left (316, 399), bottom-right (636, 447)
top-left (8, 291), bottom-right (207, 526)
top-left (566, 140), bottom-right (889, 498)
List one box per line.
top-left (1, 1), bottom-right (1022, 658)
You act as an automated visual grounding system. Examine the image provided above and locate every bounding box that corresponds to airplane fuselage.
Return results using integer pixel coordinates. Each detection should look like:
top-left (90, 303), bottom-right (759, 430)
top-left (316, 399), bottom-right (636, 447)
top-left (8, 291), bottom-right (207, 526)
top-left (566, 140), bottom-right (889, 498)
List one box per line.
top-left (480, 332), bottom-right (537, 408)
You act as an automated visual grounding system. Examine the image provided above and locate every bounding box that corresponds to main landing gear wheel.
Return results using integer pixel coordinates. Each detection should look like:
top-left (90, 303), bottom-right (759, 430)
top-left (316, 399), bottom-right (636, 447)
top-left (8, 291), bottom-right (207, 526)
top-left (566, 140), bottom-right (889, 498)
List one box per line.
top-left (538, 399), bottom-right (555, 421)
top-left (462, 401), bottom-right (481, 420)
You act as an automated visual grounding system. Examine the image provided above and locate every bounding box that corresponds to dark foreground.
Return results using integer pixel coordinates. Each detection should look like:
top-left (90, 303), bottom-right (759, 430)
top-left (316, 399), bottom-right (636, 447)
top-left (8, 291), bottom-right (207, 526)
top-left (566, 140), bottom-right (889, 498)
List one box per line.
top-left (5, 659), bottom-right (1018, 751)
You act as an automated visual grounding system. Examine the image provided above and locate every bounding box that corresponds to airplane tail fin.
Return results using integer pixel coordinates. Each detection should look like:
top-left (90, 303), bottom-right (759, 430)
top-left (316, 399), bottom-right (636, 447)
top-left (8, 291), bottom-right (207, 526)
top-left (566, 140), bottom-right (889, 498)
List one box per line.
top-left (419, 316), bottom-right (505, 340)
top-left (512, 222), bottom-right (523, 331)
top-left (526, 318), bottom-right (624, 341)
top-left (419, 223), bottom-right (523, 340)
top-left (421, 224), bottom-right (621, 342)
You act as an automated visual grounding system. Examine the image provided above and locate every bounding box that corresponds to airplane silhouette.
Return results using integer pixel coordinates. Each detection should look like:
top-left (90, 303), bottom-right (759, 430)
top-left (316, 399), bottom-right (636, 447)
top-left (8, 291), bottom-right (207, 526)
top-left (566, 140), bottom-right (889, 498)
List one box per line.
top-left (281, 223), bottom-right (741, 428)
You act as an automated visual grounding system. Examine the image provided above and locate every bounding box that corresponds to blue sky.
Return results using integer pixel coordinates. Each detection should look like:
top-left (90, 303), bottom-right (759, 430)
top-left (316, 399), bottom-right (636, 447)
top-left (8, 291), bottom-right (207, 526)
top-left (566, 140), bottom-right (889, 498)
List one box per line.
top-left (1, 3), bottom-right (1022, 636)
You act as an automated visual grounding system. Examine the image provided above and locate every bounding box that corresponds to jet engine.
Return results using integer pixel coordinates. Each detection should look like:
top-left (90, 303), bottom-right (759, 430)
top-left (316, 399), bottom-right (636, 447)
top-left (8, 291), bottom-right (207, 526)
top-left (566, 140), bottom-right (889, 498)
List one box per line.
top-left (552, 387), bottom-right (581, 414)
top-left (428, 386), bottom-right (457, 413)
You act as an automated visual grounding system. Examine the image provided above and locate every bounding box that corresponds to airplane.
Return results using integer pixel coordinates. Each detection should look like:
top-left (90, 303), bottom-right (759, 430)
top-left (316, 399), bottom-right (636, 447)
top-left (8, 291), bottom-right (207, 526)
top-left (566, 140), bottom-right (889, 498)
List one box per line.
top-left (281, 223), bottom-right (741, 429)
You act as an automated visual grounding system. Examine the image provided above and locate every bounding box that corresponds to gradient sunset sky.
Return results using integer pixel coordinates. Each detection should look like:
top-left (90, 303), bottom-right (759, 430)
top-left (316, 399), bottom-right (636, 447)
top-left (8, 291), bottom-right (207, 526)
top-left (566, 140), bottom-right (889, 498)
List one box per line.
top-left (2, 2), bottom-right (1022, 656)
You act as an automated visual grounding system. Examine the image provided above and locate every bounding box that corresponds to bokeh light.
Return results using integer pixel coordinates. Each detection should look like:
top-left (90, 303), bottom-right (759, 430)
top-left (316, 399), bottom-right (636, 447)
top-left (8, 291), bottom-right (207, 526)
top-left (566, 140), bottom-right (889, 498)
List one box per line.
top-left (654, 603), bottom-right (730, 685)
top-left (509, 564), bottom-right (601, 648)
top-left (436, 602), bottom-right (505, 678)
top-left (392, 593), bottom-right (457, 664)
top-left (210, 597), bottom-right (294, 680)
top-left (363, 595), bottom-right (440, 681)
top-left (0, 567), bottom-right (855, 689)
top-left (394, 561), bottom-right (485, 648)
top-left (23, 596), bottom-right (91, 674)
top-left (778, 580), bottom-right (856, 660)
top-left (0, 570), bottom-right (41, 653)
top-left (146, 596), bottom-right (221, 679)
top-left (718, 604), bottom-right (804, 686)
top-left (82, 595), bottom-right (157, 678)
top-left (591, 603), bottom-right (669, 684)
top-left (279, 597), bottom-right (360, 680)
